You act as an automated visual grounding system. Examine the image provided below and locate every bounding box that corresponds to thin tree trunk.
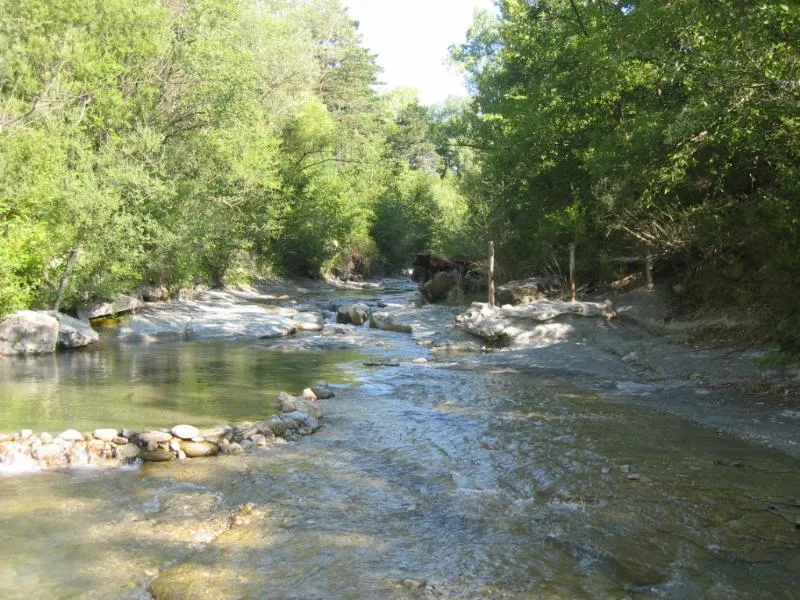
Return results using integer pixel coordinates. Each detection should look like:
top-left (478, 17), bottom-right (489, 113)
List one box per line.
top-left (488, 241), bottom-right (496, 307)
top-left (569, 242), bottom-right (576, 302)
top-left (53, 249), bottom-right (78, 313)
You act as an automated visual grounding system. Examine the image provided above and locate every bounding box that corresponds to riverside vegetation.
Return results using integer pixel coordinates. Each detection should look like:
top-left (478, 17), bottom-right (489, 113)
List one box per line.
top-left (2, 0), bottom-right (800, 351)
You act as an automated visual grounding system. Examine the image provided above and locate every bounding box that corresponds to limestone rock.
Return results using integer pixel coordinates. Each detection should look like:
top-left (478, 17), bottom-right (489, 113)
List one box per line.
top-left (171, 424), bottom-right (200, 440)
top-left (115, 443), bottom-right (141, 460)
top-left (275, 393), bottom-right (323, 419)
top-left (336, 303), bottom-right (371, 326)
top-left (92, 428), bottom-right (119, 442)
top-left (78, 295), bottom-right (143, 320)
top-left (311, 385), bottom-right (335, 400)
top-left (496, 277), bottom-right (562, 305)
top-left (140, 448), bottom-right (175, 462)
top-left (421, 270), bottom-right (459, 302)
top-left (50, 312), bottom-right (99, 349)
top-left (59, 429), bottom-right (84, 442)
top-left (370, 312), bottom-right (413, 333)
top-left (141, 285), bottom-right (169, 302)
top-left (292, 312), bottom-right (325, 331)
top-left (180, 441), bottom-right (220, 458)
top-left (0, 311), bottom-right (59, 355)
top-left (138, 431), bottom-right (173, 444)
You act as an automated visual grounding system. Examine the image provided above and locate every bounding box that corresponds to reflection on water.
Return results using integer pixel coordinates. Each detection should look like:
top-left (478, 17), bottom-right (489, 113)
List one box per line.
top-left (0, 339), bottom-right (362, 432)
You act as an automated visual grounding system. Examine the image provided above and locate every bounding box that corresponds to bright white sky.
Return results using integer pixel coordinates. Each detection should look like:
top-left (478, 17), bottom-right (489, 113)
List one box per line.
top-left (343, 0), bottom-right (497, 106)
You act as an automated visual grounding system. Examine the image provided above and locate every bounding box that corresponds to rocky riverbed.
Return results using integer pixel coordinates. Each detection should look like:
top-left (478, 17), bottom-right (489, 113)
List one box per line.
top-left (0, 385), bottom-right (333, 471)
top-left (0, 278), bottom-right (798, 599)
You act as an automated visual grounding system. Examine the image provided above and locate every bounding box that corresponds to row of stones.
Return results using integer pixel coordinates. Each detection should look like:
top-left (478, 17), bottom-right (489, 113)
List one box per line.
top-left (0, 384), bottom-right (334, 471)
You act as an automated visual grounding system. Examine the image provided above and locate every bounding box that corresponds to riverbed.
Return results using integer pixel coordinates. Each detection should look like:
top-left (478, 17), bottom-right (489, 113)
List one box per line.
top-left (0, 281), bottom-right (798, 599)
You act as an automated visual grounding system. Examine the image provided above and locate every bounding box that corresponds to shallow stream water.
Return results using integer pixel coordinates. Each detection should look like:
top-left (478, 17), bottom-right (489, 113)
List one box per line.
top-left (0, 285), bottom-right (798, 599)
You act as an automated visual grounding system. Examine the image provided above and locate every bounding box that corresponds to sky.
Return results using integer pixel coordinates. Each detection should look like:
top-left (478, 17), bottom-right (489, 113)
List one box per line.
top-left (342, 0), bottom-right (497, 106)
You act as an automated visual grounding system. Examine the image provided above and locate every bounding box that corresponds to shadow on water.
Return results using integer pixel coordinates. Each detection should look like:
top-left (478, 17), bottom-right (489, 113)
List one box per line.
top-left (0, 360), bottom-right (797, 599)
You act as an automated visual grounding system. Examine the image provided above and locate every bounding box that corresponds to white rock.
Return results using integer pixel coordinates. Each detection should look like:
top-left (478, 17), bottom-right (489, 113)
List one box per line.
top-left (0, 311), bottom-right (59, 355)
top-left (59, 429), bottom-right (84, 442)
top-left (92, 428), bottom-right (118, 442)
top-left (50, 312), bottom-right (99, 348)
top-left (171, 424), bottom-right (200, 440)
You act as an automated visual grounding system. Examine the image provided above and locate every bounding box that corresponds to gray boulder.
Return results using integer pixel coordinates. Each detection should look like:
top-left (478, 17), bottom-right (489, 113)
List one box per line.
top-left (78, 295), bottom-right (143, 320)
top-left (336, 303), bottom-right (371, 326)
top-left (0, 311), bottom-right (59, 355)
top-left (275, 392), bottom-right (323, 419)
top-left (421, 270), bottom-right (459, 302)
top-left (495, 277), bottom-right (562, 306)
top-left (50, 312), bottom-right (99, 348)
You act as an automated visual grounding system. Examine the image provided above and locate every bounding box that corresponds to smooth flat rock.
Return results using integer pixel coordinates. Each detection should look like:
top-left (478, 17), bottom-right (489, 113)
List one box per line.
top-left (140, 448), bottom-right (175, 462)
top-left (370, 312), bottom-right (412, 333)
top-left (115, 290), bottom-right (297, 341)
top-left (171, 424), bottom-right (200, 440)
top-left (292, 312), bottom-right (324, 331)
top-left (180, 441), bottom-right (220, 458)
top-left (58, 429), bottom-right (84, 442)
top-left (78, 295), bottom-right (143, 320)
top-left (49, 312), bottom-right (99, 348)
top-left (139, 431), bottom-right (173, 444)
top-left (0, 311), bottom-right (59, 355)
top-left (336, 303), bottom-right (371, 326)
top-left (92, 428), bottom-right (118, 442)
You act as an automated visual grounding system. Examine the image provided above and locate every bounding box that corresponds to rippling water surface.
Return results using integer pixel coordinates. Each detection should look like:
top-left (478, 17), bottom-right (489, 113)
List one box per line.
top-left (0, 288), bottom-right (798, 599)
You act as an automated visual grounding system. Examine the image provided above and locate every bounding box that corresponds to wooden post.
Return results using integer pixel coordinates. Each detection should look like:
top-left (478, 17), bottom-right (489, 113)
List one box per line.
top-left (488, 241), bottom-right (496, 307)
top-left (645, 247), bottom-right (654, 291)
top-left (53, 249), bottom-right (78, 313)
top-left (569, 242), bottom-right (576, 302)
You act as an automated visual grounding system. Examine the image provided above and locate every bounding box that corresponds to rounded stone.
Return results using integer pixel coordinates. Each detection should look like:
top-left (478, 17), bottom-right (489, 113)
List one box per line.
top-left (93, 428), bottom-right (119, 442)
top-left (59, 429), bottom-right (84, 442)
top-left (138, 431), bottom-right (173, 444)
top-left (171, 424), bottom-right (200, 440)
top-left (180, 441), bottom-right (220, 458)
top-left (302, 388), bottom-right (317, 401)
top-left (115, 443), bottom-right (141, 460)
top-left (140, 448), bottom-right (175, 462)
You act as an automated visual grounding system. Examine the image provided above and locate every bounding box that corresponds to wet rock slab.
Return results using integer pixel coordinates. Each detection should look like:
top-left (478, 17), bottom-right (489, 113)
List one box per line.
top-left (115, 288), bottom-right (324, 341)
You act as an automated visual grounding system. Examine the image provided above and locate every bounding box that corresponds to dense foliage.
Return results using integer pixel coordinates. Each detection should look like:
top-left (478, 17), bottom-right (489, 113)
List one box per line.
top-left (0, 0), bottom-right (470, 312)
top-left (452, 0), bottom-right (800, 348)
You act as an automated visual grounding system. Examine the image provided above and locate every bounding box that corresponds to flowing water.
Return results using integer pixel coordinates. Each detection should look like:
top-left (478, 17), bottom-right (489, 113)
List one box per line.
top-left (0, 287), bottom-right (798, 599)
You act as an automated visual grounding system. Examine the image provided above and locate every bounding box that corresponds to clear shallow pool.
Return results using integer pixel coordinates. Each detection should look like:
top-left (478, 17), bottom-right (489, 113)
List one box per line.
top-left (0, 338), bottom-right (362, 432)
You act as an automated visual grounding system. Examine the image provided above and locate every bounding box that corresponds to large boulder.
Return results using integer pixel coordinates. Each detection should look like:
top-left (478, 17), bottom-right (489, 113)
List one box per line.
top-left (78, 295), bottom-right (143, 320)
top-left (495, 277), bottom-right (562, 306)
top-left (370, 311), bottom-right (413, 333)
top-left (50, 312), bottom-right (99, 349)
top-left (455, 300), bottom-right (616, 346)
top-left (292, 312), bottom-right (324, 331)
top-left (0, 311), bottom-right (60, 355)
top-left (421, 270), bottom-right (460, 302)
top-left (336, 303), bottom-right (371, 326)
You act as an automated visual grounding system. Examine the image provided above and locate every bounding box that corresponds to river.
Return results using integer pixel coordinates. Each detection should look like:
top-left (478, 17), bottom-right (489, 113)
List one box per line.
top-left (0, 282), bottom-right (798, 599)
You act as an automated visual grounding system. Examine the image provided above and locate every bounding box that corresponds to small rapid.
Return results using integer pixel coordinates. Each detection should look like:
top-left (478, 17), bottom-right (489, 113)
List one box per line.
top-left (0, 282), bottom-right (797, 599)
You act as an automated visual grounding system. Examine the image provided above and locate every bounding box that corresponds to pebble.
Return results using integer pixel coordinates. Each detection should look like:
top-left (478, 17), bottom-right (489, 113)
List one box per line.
top-left (620, 464), bottom-right (631, 473)
top-left (626, 474), bottom-right (642, 481)
top-left (171, 424), bottom-right (200, 440)
top-left (412, 357), bottom-right (428, 364)
top-left (601, 467), bottom-right (611, 474)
